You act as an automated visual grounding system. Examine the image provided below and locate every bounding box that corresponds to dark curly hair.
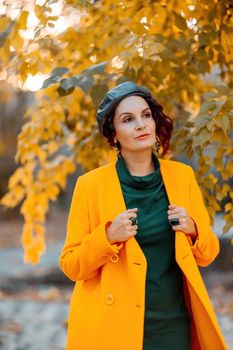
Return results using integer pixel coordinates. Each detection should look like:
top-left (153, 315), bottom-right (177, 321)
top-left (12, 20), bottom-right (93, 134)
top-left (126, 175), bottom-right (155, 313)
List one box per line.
top-left (102, 95), bottom-right (173, 156)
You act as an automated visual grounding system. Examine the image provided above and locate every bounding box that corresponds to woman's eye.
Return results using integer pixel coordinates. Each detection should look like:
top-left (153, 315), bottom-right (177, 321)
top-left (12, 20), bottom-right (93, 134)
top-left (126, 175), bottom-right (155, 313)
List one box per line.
top-left (123, 116), bottom-right (132, 123)
top-left (122, 113), bottom-right (151, 122)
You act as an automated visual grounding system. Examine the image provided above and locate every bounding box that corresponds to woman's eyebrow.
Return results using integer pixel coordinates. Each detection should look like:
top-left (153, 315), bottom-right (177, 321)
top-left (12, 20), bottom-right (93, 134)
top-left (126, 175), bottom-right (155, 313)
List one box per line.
top-left (119, 108), bottom-right (151, 119)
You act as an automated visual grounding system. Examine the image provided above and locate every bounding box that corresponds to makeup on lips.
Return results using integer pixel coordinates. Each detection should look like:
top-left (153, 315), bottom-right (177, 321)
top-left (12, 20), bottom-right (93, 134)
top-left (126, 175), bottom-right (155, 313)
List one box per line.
top-left (135, 133), bottom-right (151, 140)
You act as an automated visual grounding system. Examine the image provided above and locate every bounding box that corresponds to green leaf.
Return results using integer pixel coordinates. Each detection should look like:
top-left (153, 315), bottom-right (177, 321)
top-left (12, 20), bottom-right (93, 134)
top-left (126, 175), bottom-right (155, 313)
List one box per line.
top-left (209, 100), bottom-right (225, 118)
top-left (102, 73), bottom-right (116, 85)
top-left (214, 115), bottom-right (230, 135)
top-left (42, 67), bottom-right (69, 88)
top-left (42, 76), bottom-right (59, 88)
top-left (54, 73), bottom-right (94, 94)
top-left (116, 71), bottom-right (136, 84)
top-left (51, 67), bottom-right (69, 77)
top-left (75, 75), bottom-right (94, 92)
top-left (198, 100), bottom-right (215, 115)
top-left (60, 77), bottom-right (76, 91)
top-left (192, 129), bottom-right (210, 147)
top-left (202, 92), bottom-right (217, 99)
top-left (57, 86), bottom-right (75, 96)
top-left (84, 62), bottom-right (107, 75)
top-left (194, 114), bottom-right (212, 126)
top-left (90, 84), bottom-right (109, 108)
top-left (222, 115), bottom-right (230, 135)
top-left (57, 77), bottom-right (76, 96)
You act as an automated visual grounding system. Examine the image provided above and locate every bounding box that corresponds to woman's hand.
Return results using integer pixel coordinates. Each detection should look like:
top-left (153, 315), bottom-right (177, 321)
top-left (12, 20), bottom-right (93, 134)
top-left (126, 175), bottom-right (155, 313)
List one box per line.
top-left (167, 204), bottom-right (197, 240)
top-left (106, 208), bottom-right (138, 244)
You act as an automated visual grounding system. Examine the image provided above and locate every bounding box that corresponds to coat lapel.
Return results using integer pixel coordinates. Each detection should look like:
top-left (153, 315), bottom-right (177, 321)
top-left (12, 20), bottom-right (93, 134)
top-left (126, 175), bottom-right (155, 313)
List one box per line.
top-left (159, 158), bottom-right (187, 207)
top-left (156, 159), bottom-right (197, 274)
top-left (104, 161), bottom-right (147, 264)
top-left (159, 159), bottom-right (203, 290)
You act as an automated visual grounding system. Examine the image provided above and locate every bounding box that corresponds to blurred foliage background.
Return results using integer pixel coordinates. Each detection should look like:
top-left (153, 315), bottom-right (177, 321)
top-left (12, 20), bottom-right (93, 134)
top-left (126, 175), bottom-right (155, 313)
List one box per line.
top-left (0, 0), bottom-right (232, 264)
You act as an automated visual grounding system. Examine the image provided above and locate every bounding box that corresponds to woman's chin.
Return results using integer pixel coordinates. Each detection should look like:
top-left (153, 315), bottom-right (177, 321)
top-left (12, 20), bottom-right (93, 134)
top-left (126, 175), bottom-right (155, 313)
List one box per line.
top-left (122, 145), bottom-right (155, 154)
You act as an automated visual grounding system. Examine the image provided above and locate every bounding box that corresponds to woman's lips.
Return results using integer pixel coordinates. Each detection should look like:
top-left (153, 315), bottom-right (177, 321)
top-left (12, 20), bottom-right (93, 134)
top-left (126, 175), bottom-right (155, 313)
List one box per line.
top-left (135, 134), bottom-right (150, 140)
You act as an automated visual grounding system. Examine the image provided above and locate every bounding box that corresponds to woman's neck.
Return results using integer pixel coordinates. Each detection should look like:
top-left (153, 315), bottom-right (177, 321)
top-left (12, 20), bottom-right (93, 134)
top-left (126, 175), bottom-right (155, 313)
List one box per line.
top-left (120, 150), bottom-right (155, 176)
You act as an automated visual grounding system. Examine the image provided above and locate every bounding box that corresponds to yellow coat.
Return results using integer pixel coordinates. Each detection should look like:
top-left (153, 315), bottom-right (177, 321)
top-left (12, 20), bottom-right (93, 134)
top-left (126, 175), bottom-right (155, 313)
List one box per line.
top-left (59, 158), bottom-right (227, 350)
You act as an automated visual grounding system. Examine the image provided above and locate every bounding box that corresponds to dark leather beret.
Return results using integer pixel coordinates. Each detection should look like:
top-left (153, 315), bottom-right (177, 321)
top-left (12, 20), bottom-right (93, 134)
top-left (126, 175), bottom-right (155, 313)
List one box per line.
top-left (96, 81), bottom-right (154, 135)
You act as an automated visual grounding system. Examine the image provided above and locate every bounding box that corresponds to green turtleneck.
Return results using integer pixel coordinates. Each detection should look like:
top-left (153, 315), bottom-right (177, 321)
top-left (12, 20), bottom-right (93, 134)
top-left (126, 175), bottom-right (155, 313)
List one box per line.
top-left (116, 153), bottom-right (190, 350)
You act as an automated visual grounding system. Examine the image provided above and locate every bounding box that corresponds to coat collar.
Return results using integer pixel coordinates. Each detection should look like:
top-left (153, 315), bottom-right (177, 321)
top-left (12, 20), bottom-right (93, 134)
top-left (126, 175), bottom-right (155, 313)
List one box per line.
top-left (106, 158), bottom-right (178, 213)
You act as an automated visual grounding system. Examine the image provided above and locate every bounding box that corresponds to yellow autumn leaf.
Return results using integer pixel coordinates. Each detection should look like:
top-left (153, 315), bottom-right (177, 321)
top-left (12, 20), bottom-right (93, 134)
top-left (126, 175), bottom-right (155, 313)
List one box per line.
top-left (46, 184), bottom-right (60, 201)
top-left (225, 203), bottom-right (232, 212)
top-left (0, 16), bottom-right (10, 31)
top-left (34, 224), bottom-right (45, 236)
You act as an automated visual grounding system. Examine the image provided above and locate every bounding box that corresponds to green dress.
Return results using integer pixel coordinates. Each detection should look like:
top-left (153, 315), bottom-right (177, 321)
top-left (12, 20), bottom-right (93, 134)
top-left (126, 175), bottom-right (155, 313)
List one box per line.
top-left (116, 153), bottom-right (191, 350)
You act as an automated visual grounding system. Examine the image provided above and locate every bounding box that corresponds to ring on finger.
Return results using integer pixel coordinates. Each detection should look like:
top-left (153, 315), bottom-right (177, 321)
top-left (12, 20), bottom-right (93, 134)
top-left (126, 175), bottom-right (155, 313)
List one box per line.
top-left (169, 218), bottom-right (180, 226)
top-left (130, 217), bottom-right (138, 226)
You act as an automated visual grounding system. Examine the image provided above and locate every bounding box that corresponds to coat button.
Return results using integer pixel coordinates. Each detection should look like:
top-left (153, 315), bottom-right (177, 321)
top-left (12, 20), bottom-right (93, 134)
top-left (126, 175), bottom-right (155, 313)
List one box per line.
top-left (110, 254), bottom-right (119, 263)
top-left (105, 294), bottom-right (114, 305)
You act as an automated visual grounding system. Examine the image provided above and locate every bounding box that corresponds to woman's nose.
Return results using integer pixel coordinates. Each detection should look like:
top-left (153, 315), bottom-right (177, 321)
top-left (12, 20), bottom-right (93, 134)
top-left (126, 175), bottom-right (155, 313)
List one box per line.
top-left (135, 118), bottom-right (146, 130)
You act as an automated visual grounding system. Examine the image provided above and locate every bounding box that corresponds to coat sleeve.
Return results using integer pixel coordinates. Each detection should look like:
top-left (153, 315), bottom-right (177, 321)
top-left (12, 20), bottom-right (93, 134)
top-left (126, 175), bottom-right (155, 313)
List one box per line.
top-left (59, 176), bottom-right (123, 282)
top-left (186, 167), bottom-right (220, 267)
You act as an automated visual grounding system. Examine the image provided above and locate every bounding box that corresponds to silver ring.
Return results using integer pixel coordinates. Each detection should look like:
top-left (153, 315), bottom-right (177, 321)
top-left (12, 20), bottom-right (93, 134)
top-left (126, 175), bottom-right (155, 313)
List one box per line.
top-left (169, 218), bottom-right (180, 226)
top-left (130, 217), bottom-right (138, 226)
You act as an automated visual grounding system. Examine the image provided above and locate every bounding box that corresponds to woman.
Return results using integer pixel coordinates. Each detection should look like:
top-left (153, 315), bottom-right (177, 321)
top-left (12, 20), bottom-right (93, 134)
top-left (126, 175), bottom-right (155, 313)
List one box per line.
top-left (59, 81), bottom-right (227, 350)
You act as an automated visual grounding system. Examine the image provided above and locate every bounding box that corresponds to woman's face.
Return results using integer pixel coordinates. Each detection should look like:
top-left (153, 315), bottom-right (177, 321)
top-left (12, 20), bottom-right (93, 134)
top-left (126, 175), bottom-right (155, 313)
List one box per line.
top-left (113, 95), bottom-right (156, 153)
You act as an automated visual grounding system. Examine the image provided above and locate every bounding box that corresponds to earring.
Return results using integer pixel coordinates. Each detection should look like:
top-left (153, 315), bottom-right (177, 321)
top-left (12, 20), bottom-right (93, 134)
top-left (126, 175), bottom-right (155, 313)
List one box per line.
top-left (155, 136), bottom-right (160, 154)
top-left (113, 140), bottom-right (120, 156)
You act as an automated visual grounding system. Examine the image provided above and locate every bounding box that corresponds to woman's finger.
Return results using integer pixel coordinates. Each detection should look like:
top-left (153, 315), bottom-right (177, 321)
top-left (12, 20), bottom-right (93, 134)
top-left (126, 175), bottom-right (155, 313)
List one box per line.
top-left (167, 208), bottom-right (181, 215)
top-left (127, 208), bottom-right (138, 213)
top-left (168, 208), bottom-right (187, 216)
top-left (126, 212), bottom-right (137, 219)
top-left (128, 230), bottom-right (137, 236)
top-left (128, 224), bottom-right (138, 231)
top-left (168, 204), bottom-right (179, 209)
